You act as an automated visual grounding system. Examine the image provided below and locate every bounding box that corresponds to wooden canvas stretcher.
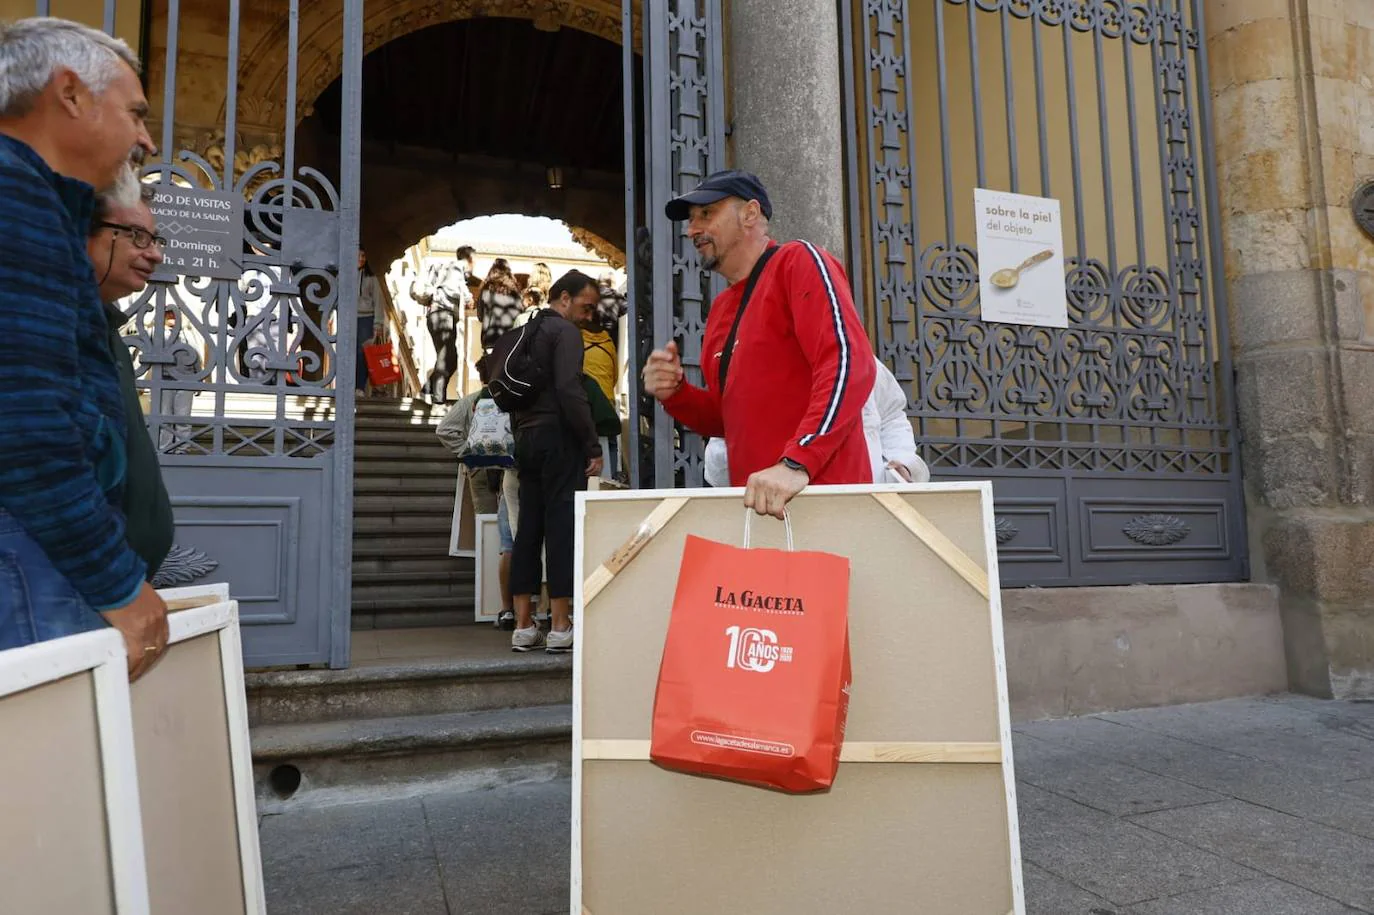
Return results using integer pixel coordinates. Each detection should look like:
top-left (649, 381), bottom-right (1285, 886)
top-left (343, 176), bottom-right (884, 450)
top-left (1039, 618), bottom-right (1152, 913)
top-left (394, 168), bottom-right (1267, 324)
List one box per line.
top-left (573, 483), bottom-right (1024, 915)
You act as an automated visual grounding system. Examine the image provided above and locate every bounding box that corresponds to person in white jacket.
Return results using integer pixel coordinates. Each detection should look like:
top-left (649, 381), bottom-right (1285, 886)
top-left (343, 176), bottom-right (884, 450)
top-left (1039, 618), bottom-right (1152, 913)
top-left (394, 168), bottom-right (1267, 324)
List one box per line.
top-left (703, 357), bottom-right (930, 487)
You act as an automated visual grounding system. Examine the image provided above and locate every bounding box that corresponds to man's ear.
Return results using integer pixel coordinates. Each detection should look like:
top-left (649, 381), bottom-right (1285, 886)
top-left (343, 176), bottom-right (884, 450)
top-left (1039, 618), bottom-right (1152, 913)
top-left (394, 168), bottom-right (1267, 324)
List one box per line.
top-left (51, 69), bottom-right (89, 119)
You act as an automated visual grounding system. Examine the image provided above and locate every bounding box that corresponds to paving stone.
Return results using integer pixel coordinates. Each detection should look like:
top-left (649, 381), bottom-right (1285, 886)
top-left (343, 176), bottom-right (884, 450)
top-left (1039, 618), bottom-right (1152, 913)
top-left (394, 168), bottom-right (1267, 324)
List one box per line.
top-left (1016, 784), bottom-right (1251, 906)
top-left (1124, 876), bottom-right (1363, 914)
top-left (1022, 861), bottom-right (1119, 915)
top-left (1099, 697), bottom-right (1374, 782)
top-left (1130, 800), bottom-right (1374, 911)
top-left (1022, 709), bottom-right (1374, 840)
top-left (424, 780), bottom-right (571, 915)
top-left (1013, 732), bottom-right (1224, 817)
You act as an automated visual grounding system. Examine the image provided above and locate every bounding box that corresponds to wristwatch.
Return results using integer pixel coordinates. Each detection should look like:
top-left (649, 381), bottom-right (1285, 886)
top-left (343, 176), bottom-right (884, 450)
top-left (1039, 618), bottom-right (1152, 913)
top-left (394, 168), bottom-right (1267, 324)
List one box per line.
top-left (780, 457), bottom-right (808, 475)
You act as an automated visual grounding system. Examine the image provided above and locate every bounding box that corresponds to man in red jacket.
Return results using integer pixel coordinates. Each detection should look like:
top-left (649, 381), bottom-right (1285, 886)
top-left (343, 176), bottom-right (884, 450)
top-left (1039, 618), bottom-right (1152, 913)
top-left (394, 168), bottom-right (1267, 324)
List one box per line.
top-left (643, 170), bottom-right (876, 518)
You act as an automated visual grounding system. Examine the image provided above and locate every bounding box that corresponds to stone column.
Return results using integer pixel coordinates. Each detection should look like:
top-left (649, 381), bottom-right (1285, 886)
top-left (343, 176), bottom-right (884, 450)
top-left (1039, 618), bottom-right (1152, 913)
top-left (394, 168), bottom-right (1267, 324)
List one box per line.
top-left (1206, 0), bottom-right (1374, 697)
top-left (726, 0), bottom-right (847, 256)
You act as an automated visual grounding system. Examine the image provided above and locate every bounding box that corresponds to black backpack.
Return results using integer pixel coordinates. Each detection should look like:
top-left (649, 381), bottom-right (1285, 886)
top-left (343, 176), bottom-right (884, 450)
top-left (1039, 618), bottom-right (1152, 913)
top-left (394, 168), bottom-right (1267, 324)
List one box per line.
top-left (486, 310), bottom-right (550, 413)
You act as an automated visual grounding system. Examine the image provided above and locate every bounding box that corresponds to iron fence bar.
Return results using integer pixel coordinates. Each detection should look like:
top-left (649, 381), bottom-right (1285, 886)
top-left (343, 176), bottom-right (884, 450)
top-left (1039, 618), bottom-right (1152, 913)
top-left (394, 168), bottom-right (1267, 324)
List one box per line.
top-left (1122, 17), bottom-right (1147, 268)
top-left (1091, 24), bottom-right (1117, 281)
top-left (159, 0), bottom-right (179, 163)
top-left (283, 0), bottom-right (300, 209)
top-left (1031, 14), bottom-right (1049, 196)
top-left (34, 0), bottom-right (48, 16)
top-left (1060, 16), bottom-right (1087, 261)
top-left (965, 0), bottom-right (985, 188)
top-left (999, 2), bottom-right (1018, 193)
top-left (932, 0), bottom-right (955, 242)
top-left (1191, 0), bottom-right (1237, 434)
top-left (898, 0), bottom-right (920, 339)
top-left (103, 0), bottom-right (116, 34)
top-left (623, 0), bottom-right (642, 488)
top-left (647, 0), bottom-right (673, 488)
top-left (1148, 15), bottom-right (1178, 335)
top-left (839, 0), bottom-right (866, 324)
top-left (333, 0), bottom-right (364, 668)
top-left (1174, 0), bottom-right (1211, 424)
top-left (223, 0), bottom-right (240, 185)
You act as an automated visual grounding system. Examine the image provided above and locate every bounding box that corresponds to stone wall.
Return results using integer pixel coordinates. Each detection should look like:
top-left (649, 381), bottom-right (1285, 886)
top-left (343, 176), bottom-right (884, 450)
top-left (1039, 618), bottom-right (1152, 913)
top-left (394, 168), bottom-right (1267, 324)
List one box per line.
top-left (1205, 0), bottom-right (1374, 697)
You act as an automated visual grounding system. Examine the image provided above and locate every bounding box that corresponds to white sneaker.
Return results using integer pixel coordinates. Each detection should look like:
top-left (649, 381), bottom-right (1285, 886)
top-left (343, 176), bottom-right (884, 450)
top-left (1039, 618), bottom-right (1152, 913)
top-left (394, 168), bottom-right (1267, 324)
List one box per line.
top-left (511, 625), bottom-right (545, 653)
top-left (546, 625), bottom-right (574, 654)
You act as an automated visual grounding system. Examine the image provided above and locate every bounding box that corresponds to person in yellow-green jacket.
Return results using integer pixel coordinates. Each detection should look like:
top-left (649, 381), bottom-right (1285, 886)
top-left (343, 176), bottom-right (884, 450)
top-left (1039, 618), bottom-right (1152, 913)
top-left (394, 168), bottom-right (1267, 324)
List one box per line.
top-left (580, 319), bottom-right (620, 480)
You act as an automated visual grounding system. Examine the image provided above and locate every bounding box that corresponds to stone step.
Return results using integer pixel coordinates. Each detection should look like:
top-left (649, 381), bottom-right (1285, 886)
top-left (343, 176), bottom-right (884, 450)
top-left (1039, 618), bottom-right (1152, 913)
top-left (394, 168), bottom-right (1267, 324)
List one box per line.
top-left (353, 459), bottom-right (457, 478)
top-left (353, 494), bottom-right (457, 516)
top-left (354, 425), bottom-right (451, 446)
top-left (350, 594), bottom-right (470, 614)
top-left (352, 569), bottom-right (473, 590)
top-left (352, 535), bottom-right (453, 558)
top-left (245, 656), bottom-right (571, 727)
top-left (353, 474), bottom-right (456, 494)
top-left (351, 608), bottom-right (474, 630)
top-left (353, 514), bottom-right (456, 536)
top-left (352, 555), bottom-right (473, 576)
top-left (355, 442), bottom-right (456, 461)
top-left (250, 704), bottom-right (571, 810)
top-left (354, 397), bottom-right (448, 420)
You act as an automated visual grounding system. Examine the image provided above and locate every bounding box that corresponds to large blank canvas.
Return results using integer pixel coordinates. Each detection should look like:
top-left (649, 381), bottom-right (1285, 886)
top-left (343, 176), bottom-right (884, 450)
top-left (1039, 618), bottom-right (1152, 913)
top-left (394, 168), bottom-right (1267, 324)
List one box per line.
top-left (0, 670), bottom-right (117, 915)
top-left (574, 484), bottom-right (1023, 915)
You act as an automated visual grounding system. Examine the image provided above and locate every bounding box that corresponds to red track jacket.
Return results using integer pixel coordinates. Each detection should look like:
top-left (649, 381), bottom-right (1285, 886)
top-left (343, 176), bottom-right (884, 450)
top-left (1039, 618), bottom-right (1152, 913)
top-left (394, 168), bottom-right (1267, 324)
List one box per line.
top-left (663, 240), bottom-right (876, 485)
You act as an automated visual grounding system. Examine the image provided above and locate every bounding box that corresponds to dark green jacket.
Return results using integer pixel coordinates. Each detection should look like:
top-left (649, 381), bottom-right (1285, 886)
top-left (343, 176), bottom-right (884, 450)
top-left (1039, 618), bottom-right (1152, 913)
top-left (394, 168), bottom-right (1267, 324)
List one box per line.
top-left (104, 303), bottom-right (175, 580)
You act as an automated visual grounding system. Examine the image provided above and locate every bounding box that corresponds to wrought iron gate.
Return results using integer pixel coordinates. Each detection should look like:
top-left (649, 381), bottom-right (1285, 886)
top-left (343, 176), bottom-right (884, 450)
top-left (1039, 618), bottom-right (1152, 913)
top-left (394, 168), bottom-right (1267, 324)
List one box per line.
top-left (624, 0), bottom-right (727, 489)
top-left (57, 0), bottom-right (364, 666)
top-left (841, 0), bottom-right (1245, 586)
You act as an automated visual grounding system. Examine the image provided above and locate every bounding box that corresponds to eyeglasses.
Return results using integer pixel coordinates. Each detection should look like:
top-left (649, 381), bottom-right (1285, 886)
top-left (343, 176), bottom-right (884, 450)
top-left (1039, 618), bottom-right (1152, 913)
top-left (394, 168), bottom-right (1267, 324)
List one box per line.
top-left (100, 221), bottom-right (167, 250)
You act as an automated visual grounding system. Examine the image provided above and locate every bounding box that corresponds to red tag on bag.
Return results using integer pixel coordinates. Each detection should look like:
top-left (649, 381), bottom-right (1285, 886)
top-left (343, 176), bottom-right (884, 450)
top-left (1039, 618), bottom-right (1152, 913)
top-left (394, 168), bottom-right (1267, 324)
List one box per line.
top-left (650, 529), bottom-right (852, 793)
top-left (363, 342), bottom-right (402, 385)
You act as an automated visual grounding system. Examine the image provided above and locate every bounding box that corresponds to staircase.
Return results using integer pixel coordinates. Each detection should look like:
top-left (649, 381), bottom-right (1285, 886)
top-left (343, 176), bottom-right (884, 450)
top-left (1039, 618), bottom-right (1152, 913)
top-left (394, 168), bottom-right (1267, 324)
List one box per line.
top-left (244, 396), bottom-right (573, 811)
top-left (351, 396), bottom-right (473, 630)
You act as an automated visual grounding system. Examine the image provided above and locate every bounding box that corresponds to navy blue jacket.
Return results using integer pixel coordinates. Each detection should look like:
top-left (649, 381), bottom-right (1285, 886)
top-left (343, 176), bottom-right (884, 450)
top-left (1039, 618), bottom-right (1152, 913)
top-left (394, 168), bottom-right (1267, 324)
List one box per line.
top-left (0, 134), bottom-right (146, 610)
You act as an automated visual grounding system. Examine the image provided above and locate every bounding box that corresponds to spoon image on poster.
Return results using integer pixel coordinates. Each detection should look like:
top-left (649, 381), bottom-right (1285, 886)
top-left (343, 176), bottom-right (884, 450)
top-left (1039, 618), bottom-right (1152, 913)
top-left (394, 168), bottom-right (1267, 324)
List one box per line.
top-left (990, 248), bottom-right (1056, 290)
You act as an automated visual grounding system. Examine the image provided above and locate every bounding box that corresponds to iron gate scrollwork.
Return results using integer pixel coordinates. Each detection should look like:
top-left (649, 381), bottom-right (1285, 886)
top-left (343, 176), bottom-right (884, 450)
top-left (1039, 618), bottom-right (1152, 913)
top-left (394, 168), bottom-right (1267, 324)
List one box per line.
top-left (72, 0), bottom-right (364, 666)
top-left (842, 0), bottom-right (1245, 585)
top-left (627, 0), bottom-right (727, 489)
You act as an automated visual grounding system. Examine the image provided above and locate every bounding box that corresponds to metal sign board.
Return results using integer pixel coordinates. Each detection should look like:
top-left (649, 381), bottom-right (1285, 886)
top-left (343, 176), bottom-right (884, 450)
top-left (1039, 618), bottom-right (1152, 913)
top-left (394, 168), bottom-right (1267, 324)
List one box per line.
top-left (147, 186), bottom-right (245, 281)
top-left (974, 188), bottom-right (1068, 329)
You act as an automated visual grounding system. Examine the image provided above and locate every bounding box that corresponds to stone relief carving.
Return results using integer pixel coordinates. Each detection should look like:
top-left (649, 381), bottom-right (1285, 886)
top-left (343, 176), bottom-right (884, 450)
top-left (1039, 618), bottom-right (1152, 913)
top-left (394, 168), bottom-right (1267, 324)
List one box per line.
top-left (1121, 513), bottom-right (1191, 547)
top-left (569, 226), bottom-right (626, 269)
top-left (151, 545), bottom-right (220, 588)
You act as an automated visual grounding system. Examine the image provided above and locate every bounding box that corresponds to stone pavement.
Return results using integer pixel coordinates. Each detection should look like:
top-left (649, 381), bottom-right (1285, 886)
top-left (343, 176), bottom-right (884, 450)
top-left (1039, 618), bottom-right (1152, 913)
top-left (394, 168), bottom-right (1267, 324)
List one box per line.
top-left (260, 694), bottom-right (1374, 914)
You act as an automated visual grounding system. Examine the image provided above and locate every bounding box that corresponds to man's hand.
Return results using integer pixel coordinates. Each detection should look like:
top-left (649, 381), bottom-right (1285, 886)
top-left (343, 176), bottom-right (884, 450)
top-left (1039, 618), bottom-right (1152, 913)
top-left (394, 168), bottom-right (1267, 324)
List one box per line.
top-left (586, 456), bottom-right (605, 478)
top-left (744, 462), bottom-right (810, 519)
top-left (885, 460), bottom-right (913, 483)
top-left (642, 341), bottom-right (684, 401)
top-left (101, 581), bottom-right (170, 682)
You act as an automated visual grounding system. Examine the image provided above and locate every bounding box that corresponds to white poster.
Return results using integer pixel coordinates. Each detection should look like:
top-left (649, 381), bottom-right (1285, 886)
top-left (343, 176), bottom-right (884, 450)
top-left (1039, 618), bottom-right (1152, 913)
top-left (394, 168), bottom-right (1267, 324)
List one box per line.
top-left (974, 188), bottom-right (1068, 328)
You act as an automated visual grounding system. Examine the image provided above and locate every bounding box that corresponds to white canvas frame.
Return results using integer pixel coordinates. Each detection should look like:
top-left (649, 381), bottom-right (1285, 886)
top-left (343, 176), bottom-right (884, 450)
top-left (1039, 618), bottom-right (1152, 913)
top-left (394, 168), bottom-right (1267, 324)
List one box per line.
top-left (571, 482), bottom-right (1025, 915)
top-left (0, 627), bottom-right (151, 914)
top-left (448, 470), bottom-right (475, 558)
top-left (151, 583), bottom-right (266, 914)
top-left (473, 512), bottom-right (500, 622)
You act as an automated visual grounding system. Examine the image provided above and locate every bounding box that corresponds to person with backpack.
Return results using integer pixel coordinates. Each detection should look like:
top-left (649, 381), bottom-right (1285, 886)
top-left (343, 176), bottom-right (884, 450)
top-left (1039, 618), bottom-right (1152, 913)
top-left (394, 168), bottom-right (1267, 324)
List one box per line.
top-left (485, 270), bottom-right (604, 653)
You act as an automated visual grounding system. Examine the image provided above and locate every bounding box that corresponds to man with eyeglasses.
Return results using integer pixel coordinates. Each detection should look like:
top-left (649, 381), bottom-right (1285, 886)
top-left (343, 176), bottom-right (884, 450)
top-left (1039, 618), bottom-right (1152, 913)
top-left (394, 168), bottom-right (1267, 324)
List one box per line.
top-left (86, 179), bottom-right (177, 593)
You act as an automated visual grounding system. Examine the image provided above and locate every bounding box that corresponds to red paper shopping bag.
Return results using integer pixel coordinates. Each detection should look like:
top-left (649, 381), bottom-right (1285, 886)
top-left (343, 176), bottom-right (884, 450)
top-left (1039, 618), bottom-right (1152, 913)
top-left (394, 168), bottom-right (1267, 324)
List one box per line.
top-left (650, 523), bottom-right (852, 793)
top-left (363, 342), bottom-right (402, 385)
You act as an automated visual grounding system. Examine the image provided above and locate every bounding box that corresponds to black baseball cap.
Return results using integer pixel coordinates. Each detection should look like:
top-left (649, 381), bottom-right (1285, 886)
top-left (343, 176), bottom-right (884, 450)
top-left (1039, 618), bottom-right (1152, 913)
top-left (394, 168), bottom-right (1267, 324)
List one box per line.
top-left (664, 169), bottom-right (773, 221)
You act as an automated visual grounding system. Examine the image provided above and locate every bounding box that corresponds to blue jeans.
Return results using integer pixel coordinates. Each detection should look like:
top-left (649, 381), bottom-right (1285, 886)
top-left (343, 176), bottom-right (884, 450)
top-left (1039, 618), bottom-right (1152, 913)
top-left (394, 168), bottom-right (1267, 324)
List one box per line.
top-left (356, 315), bottom-right (375, 390)
top-left (497, 491), bottom-right (515, 553)
top-left (0, 509), bottom-right (109, 650)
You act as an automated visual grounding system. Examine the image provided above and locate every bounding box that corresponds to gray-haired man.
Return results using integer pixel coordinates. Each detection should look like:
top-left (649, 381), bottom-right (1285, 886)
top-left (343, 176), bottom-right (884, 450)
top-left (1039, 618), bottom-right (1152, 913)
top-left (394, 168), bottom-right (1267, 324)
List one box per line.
top-left (0, 17), bottom-right (166, 679)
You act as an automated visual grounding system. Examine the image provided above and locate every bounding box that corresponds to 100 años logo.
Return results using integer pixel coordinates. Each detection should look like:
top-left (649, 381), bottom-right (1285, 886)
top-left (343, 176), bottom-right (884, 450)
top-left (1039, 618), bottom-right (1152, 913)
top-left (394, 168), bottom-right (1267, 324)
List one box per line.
top-left (724, 625), bottom-right (794, 673)
top-left (713, 586), bottom-right (805, 614)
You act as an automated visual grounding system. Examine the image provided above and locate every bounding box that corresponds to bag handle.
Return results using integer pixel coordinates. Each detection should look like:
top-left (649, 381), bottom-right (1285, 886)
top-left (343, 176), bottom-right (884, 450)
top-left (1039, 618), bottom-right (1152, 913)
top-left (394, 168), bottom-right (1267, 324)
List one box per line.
top-left (742, 508), bottom-right (794, 551)
top-left (717, 244), bottom-right (780, 392)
